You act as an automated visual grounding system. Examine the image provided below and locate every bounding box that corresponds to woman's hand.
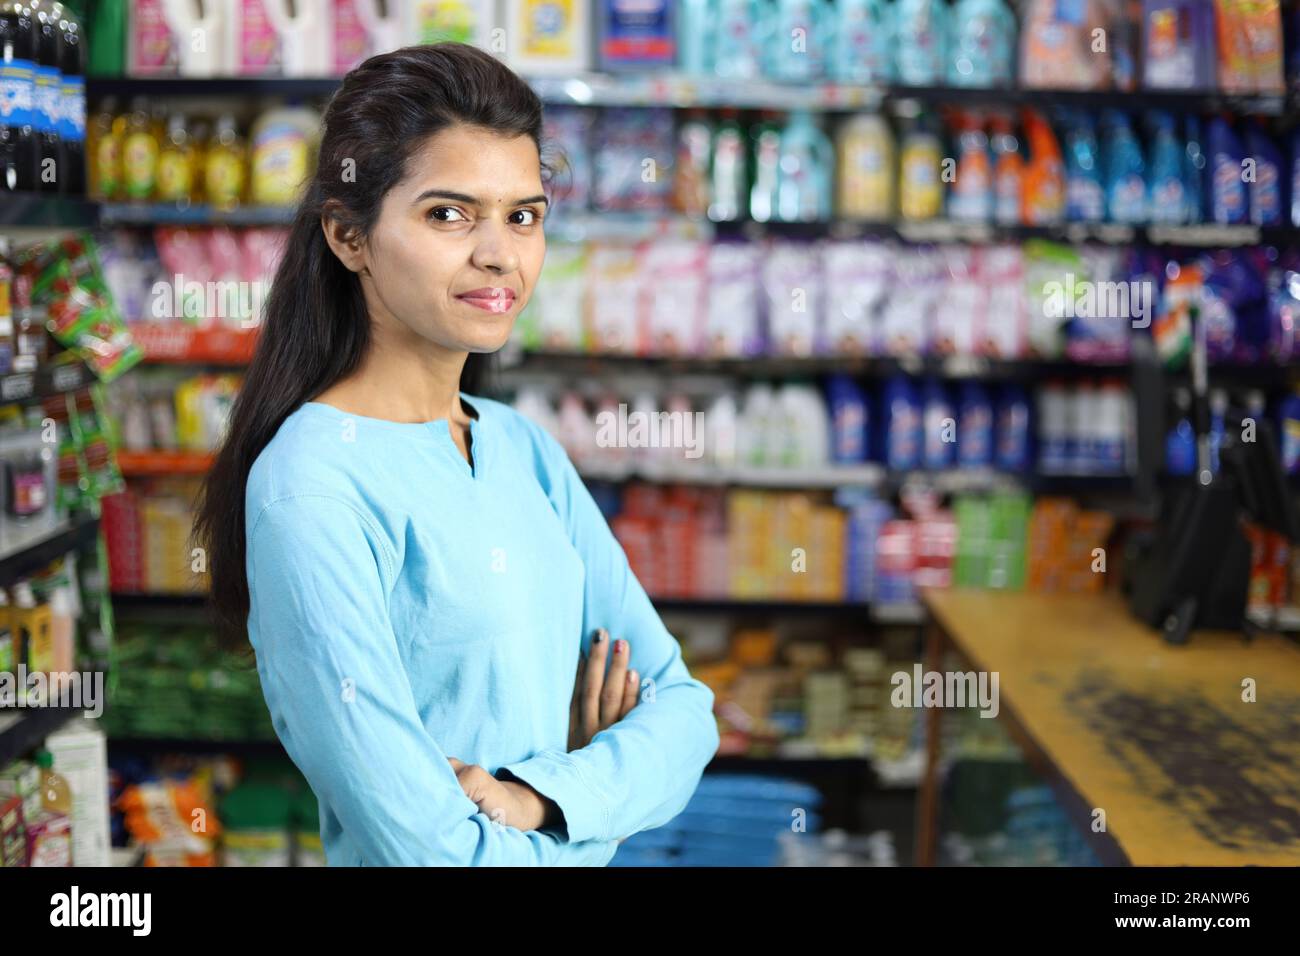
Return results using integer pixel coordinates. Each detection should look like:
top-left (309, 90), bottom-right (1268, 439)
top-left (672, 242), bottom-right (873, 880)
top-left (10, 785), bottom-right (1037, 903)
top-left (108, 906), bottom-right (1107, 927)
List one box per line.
top-left (569, 628), bottom-right (640, 751)
top-left (446, 757), bottom-right (554, 831)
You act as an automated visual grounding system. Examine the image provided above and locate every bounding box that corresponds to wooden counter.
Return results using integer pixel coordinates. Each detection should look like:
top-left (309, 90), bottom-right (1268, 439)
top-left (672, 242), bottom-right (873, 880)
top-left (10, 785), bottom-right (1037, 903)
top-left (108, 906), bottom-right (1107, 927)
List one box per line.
top-left (916, 588), bottom-right (1300, 866)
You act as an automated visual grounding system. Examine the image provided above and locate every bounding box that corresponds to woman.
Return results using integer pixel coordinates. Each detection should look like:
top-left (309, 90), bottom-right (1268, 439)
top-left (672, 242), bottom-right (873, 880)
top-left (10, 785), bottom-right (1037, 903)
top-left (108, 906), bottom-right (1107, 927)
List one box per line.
top-left (193, 43), bottom-right (720, 866)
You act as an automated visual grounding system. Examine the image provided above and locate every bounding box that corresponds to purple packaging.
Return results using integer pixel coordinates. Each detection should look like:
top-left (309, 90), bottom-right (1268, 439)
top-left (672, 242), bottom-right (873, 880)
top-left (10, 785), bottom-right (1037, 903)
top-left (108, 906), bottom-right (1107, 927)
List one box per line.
top-left (703, 240), bottom-right (765, 356)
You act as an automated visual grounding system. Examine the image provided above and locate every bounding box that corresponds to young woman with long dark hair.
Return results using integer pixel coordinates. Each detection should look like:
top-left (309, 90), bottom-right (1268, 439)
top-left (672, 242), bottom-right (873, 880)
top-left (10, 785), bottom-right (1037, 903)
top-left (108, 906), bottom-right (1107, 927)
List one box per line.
top-left (192, 43), bottom-right (719, 866)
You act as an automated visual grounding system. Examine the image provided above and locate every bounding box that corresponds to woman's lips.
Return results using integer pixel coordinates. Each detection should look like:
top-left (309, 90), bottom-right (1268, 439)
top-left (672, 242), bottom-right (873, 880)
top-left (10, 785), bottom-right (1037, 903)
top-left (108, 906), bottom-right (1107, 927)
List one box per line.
top-left (456, 290), bottom-right (516, 314)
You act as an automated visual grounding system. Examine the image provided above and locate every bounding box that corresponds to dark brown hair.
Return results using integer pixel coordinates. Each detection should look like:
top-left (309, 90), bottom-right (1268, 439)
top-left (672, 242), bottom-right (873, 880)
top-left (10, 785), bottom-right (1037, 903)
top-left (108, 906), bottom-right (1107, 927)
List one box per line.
top-left (193, 42), bottom-right (553, 652)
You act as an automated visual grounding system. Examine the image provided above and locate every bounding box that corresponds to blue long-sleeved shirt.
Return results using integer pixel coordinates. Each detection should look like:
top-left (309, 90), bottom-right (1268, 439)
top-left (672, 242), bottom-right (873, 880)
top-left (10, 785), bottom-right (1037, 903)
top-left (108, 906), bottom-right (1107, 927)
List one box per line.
top-left (244, 391), bottom-right (720, 865)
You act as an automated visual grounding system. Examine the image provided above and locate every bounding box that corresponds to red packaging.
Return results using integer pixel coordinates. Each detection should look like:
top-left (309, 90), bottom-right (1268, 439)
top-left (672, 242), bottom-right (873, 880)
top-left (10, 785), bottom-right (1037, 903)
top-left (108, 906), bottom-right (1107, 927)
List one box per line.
top-left (0, 795), bottom-right (26, 867)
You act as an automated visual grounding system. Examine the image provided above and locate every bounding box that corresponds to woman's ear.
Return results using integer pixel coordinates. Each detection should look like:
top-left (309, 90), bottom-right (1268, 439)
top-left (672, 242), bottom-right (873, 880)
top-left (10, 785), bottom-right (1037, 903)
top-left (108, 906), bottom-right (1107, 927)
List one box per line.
top-left (321, 206), bottom-right (368, 274)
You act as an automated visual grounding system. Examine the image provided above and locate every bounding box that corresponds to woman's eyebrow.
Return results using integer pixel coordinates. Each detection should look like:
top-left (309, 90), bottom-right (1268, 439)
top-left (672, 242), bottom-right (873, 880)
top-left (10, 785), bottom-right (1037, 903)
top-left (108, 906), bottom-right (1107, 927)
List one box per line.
top-left (411, 188), bottom-right (550, 207)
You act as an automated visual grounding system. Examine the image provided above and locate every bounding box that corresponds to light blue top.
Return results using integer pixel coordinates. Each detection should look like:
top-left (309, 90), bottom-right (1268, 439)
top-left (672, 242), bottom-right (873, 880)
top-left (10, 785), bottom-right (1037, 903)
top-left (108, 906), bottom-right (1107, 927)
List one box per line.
top-left (244, 392), bottom-right (721, 865)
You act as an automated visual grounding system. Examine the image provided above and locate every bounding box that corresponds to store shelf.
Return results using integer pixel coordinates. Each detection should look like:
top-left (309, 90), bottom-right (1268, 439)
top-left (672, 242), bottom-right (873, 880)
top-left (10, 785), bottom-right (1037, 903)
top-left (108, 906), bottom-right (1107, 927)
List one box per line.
top-left (581, 459), bottom-right (885, 489)
top-left (99, 202), bottom-right (294, 227)
top-left (0, 514), bottom-right (99, 586)
top-left (655, 597), bottom-right (871, 616)
top-left (117, 450), bottom-right (215, 476)
top-left (132, 324), bottom-right (260, 365)
top-left (722, 217), bottom-right (1300, 247)
top-left (504, 350), bottom-right (1130, 381)
top-left (0, 193), bottom-right (99, 229)
top-left (86, 73), bottom-right (1295, 115)
top-left (0, 705), bottom-right (83, 767)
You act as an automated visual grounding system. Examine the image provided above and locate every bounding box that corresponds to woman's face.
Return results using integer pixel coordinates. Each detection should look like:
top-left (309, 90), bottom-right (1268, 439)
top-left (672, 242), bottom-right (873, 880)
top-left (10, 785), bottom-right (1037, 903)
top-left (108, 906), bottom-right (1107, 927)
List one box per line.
top-left (352, 124), bottom-right (548, 354)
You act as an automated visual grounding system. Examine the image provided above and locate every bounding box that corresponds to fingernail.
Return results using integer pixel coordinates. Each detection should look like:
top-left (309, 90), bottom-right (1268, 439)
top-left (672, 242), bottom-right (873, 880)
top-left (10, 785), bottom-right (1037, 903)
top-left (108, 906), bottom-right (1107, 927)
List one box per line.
top-left (627, 671), bottom-right (637, 685)
top-left (593, 629), bottom-right (605, 644)
top-left (615, 639), bottom-right (626, 654)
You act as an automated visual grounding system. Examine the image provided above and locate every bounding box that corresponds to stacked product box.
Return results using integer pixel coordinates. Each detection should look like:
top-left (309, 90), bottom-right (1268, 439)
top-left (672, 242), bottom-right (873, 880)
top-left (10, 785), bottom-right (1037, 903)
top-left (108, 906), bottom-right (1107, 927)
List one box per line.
top-left (1026, 498), bottom-right (1115, 592)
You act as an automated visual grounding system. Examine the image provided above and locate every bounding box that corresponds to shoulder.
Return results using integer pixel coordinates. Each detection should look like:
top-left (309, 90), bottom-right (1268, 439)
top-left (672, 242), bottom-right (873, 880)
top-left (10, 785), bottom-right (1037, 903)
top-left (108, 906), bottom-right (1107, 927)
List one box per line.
top-left (245, 403), bottom-right (385, 538)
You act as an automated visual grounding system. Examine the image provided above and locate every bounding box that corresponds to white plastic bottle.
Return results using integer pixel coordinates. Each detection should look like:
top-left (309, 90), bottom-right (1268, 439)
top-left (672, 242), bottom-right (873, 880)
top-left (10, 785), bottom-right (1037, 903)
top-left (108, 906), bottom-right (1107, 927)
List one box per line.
top-left (705, 391), bottom-right (739, 471)
top-left (264, 0), bottom-right (332, 76)
top-left (350, 0), bottom-right (404, 60)
top-left (162, 0), bottom-right (227, 76)
top-left (740, 384), bottom-right (775, 468)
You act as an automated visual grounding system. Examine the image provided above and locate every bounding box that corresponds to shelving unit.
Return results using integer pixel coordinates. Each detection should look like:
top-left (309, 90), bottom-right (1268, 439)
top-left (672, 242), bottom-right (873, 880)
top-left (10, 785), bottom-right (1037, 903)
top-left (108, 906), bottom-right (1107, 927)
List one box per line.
top-left (84, 74), bottom-right (1297, 116)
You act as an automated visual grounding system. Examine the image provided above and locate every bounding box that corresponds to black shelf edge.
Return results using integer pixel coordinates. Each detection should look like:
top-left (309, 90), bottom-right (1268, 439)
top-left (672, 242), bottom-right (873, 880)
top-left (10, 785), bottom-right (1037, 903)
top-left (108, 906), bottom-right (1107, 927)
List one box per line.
top-left (98, 202), bottom-right (295, 227)
top-left (0, 194), bottom-right (100, 229)
top-left (0, 515), bottom-right (100, 585)
top-left (85, 75), bottom-right (1297, 117)
top-left (87, 76), bottom-right (343, 98)
top-left (0, 705), bottom-right (83, 766)
top-left (714, 218), bottom-right (1300, 247)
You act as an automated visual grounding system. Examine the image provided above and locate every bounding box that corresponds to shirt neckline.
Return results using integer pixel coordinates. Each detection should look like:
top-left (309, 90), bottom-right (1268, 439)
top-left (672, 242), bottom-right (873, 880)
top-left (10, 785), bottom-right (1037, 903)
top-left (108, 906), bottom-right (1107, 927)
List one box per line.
top-left (300, 392), bottom-right (487, 479)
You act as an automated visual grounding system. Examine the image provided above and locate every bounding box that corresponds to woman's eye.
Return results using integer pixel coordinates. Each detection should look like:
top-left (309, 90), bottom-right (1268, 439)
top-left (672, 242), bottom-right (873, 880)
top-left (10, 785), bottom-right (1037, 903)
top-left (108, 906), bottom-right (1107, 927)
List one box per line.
top-left (429, 206), bottom-right (467, 223)
top-left (512, 209), bottom-right (542, 226)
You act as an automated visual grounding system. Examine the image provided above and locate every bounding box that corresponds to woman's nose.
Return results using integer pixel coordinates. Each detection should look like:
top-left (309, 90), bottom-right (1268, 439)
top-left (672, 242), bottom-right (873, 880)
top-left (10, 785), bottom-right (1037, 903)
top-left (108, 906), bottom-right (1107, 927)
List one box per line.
top-left (470, 221), bottom-right (521, 274)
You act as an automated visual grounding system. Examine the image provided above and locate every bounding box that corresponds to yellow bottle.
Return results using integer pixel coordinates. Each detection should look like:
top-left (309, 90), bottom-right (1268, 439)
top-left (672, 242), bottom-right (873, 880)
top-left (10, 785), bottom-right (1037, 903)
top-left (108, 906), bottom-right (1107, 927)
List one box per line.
top-left (87, 97), bottom-right (122, 201)
top-left (121, 98), bottom-right (160, 201)
top-left (157, 114), bottom-right (195, 204)
top-left (205, 115), bottom-right (247, 212)
top-left (35, 750), bottom-right (72, 815)
top-left (188, 120), bottom-right (210, 205)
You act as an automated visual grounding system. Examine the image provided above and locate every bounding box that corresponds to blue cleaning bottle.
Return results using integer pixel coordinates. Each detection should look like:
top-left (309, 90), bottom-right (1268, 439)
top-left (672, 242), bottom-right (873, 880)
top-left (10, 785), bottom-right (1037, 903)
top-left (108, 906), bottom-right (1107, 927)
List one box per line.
top-left (678, 0), bottom-right (714, 75)
top-left (775, 109), bottom-right (834, 221)
top-left (769, 0), bottom-right (830, 81)
top-left (1244, 121), bottom-right (1283, 227)
top-left (830, 0), bottom-right (894, 84)
top-left (1063, 109), bottom-right (1104, 223)
top-left (885, 375), bottom-right (923, 471)
top-left (957, 382), bottom-right (994, 468)
top-left (947, 0), bottom-right (1014, 88)
top-left (1148, 111), bottom-right (1190, 224)
top-left (1183, 115), bottom-right (1206, 224)
top-left (713, 0), bottom-right (769, 79)
top-left (1207, 116), bottom-right (1248, 225)
top-left (996, 384), bottom-right (1031, 472)
top-left (1101, 110), bottom-right (1147, 224)
top-left (922, 378), bottom-right (955, 470)
top-left (827, 374), bottom-right (870, 463)
top-left (895, 0), bottom-right (946, 86)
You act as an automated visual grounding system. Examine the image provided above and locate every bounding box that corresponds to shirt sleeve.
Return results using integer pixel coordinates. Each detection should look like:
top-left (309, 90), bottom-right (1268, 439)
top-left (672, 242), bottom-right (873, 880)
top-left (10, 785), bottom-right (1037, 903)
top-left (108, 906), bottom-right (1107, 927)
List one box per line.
top-left (496, 427), bottom-right (722, 844)
top-left (247, 493), bottom-right (619, 866)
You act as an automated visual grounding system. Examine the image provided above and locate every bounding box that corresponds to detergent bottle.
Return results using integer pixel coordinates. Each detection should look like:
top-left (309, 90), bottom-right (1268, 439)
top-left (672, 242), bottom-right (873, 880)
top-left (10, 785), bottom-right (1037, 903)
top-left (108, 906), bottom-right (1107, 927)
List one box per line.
top-left (948, 111), bottom-right (992, 222)
top-left (1207, 115), bottom-right (1247, 225)
top-left (835, 112), bottom-right (894, 220)
top-left (830, 0), bottom-right (894, 84)
top-left (162, 0), bottom-right (227, 76)
top-left (713, 0), bottom-right (767, 79)
top-left (1020, 110), bottom-right (1064, 225)
top-left (989, 113), bottom-right (1023, 225)
top-left (775, 109), bottom-right (834, 222)
top-left (895, 0), bottom-right (946, 86)
top-left (1062, 109), bottom-right (1104, 223)
top-left (1147, 110), bottom-right (1190, 224)
top-left (947, 0), bottom-right (1014, 87)
top-left (1101, 110), bottom-right (1147, 224)
top-left (898, 110), bottom-right (943, 220)
top-left (769, 0), bottom-right (830, 81)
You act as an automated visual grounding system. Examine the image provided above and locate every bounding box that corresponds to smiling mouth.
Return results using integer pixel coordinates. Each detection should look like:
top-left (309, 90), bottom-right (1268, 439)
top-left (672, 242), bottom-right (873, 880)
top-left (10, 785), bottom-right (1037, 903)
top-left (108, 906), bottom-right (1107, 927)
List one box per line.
top-left (456, 291), bottom-right (516, 314)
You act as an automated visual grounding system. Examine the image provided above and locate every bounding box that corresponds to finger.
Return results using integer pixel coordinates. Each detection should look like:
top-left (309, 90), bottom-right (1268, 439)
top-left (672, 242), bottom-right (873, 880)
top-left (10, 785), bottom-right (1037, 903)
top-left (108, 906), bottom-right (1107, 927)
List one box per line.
top-left (447, 757), bottom-right (465, 771)
top-left (600, 638), bottom-right (631, 726)
top-left (568, 655), bottom-right (585, 749)
top-left (620, 669), bottom-right (639, 718)
top-left (581, 629), bottom-right (609, 737)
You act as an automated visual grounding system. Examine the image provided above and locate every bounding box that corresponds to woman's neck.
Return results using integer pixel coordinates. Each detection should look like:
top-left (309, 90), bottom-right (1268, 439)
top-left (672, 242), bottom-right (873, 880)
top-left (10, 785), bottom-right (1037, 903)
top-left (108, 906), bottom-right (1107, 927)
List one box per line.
top-left (310, 333), bottom-right (473, 427)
